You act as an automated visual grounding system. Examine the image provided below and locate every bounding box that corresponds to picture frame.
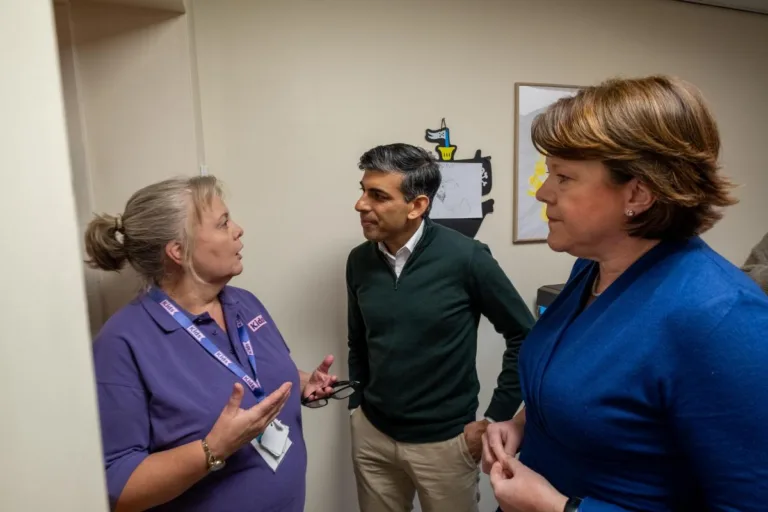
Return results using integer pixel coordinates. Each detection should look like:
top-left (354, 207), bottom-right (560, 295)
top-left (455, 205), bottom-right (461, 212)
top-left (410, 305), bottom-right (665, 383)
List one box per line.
top-left (513, 82), bottom-right (581, 244)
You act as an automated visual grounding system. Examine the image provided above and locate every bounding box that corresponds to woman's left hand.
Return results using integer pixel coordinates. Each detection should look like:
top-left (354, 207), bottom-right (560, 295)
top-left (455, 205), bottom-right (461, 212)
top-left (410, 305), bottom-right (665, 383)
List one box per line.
top-left (302, 354), bottom-right (338, 400)
top-left (490, 456), bottom-right (568, 512)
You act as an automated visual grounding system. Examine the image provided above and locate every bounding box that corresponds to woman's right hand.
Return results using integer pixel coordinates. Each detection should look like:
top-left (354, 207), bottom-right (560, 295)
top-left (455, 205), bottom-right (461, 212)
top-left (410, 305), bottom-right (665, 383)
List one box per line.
top-left (205, 382), bottom-right (292, 460)
top-left (481, 419), bottom-right (523, 475)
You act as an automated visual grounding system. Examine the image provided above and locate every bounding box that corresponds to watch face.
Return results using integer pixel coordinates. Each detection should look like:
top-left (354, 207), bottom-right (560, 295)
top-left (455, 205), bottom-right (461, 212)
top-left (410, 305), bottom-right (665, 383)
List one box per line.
top-left (210, 459), bottom-right (225, 471)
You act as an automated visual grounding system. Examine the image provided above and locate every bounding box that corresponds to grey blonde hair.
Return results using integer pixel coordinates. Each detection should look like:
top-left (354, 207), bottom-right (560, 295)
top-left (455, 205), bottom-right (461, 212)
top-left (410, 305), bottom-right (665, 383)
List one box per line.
top-left (84, 175), bottom-right (223, 285)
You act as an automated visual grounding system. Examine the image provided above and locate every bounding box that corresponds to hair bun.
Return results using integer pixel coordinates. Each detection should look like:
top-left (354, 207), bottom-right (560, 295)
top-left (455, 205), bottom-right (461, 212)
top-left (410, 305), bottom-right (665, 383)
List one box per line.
top-left (84, 213), bottom-right (127, 271)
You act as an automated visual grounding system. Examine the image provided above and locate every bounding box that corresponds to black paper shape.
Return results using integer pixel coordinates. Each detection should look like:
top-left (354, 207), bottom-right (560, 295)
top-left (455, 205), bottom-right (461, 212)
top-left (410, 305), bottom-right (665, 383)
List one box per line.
top-left (424, 119), bottom-right (493, 239)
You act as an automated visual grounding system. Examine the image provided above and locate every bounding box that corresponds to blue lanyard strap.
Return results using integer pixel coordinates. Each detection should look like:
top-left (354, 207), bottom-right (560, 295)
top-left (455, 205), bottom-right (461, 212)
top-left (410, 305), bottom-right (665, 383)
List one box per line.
top-left (149, 288), bottom-right (266, 403)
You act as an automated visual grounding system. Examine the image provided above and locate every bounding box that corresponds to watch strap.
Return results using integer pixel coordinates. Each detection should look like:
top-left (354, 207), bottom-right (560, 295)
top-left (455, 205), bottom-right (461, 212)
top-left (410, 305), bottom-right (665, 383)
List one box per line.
top-left (564, 497), bottom-right (583, 512)
top-left (201, 438), bottom-right (225, 472)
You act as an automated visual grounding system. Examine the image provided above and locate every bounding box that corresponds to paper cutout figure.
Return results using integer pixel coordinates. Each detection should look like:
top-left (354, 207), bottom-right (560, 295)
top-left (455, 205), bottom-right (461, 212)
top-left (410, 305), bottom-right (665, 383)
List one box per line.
top-left (424, 118), bottom-right (493, 238)
top-left (431, 162), bottom-right (483, 219)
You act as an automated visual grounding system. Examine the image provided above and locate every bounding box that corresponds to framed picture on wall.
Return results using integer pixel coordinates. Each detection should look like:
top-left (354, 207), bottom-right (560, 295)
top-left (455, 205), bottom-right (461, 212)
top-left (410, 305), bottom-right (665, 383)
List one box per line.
top-left (513, 82), bottom-right (581, 244)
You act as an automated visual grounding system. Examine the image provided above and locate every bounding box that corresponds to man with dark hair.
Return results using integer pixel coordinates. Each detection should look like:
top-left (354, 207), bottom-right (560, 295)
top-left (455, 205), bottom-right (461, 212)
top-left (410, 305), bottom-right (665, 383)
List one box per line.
top-left (346, 143), bottom-right (534, 512)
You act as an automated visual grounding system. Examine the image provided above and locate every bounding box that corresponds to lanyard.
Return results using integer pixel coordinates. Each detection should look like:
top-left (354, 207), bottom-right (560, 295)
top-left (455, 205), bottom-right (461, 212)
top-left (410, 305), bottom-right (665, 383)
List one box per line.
top-left (148, 288), bottom-right (266, 403)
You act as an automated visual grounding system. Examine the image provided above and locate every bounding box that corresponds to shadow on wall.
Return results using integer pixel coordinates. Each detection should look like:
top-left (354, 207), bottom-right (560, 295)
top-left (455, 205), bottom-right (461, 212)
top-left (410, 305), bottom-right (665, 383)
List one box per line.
top-left (96, 267), bottom-right (145, 328)
top-left (70, 2), bottom-right (182, 46)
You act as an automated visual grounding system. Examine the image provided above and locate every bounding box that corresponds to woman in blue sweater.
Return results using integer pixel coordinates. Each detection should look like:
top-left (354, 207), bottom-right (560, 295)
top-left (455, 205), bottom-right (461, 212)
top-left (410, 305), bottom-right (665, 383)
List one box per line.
top-left (482, 75), bottom-right (768, 512)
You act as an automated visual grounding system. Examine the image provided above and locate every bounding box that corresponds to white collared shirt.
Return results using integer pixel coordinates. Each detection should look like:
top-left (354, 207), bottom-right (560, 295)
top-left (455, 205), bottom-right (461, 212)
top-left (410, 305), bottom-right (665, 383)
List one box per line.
top-left (377, 220), bottom-right (425, 278)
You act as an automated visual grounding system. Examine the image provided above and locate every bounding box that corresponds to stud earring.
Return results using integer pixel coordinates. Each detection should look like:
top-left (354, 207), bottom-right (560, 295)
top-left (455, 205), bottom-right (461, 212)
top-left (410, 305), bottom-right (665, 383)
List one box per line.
top-left (625, 209), bottom-right (636, 217)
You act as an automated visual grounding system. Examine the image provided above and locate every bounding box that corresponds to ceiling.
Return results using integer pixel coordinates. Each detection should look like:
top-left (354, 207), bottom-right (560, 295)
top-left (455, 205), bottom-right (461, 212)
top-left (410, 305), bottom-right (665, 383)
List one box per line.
top-left (51, 0), bottom-right (768, 16)
top-left (677, 0), bottom-right (768, 15)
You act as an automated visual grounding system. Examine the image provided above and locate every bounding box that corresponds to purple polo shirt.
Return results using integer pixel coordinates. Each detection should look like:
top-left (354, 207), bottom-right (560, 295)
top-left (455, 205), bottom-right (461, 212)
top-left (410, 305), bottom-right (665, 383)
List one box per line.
top-left (93, 286), bottom-right (307, 512)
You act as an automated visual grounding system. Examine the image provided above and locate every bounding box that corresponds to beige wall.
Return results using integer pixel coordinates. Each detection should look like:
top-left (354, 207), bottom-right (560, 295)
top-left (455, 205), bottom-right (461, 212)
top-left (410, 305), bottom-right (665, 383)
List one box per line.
top-left (56, 1), bottom-right (201, 328)
top-left (0, 1), bottom-right (107, 510)
top-left (189, 0), bottom-right (768, 510)
top-left (51, 0), bottom-right (768, 510)
top-left (56, 2), bottom-right (106, 336)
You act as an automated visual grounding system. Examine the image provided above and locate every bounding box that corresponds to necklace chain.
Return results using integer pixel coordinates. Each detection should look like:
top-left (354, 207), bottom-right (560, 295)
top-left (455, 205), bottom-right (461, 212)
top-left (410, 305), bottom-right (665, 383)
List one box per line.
top-left (591, 275), bottom-right (602, 297)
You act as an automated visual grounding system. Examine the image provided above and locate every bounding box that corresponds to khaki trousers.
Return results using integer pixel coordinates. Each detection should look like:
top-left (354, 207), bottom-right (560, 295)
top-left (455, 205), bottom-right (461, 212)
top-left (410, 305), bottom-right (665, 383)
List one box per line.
top-left (350, 408), bottom-right (480, 512)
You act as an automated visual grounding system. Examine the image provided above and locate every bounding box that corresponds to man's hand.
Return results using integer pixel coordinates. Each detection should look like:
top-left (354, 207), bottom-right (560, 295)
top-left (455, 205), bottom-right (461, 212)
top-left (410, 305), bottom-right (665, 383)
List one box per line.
top-left (302, 355), bottom-right (338, 400)
top-left (463, 419), bottom-right (490, 462)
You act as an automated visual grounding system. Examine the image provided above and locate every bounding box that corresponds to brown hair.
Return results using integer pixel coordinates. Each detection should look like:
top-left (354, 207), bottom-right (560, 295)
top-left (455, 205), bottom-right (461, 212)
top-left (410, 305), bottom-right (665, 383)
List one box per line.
top-left (531, 75), bottom-right (737, 240)
top-left (84, 175), bottom-right (222, 286)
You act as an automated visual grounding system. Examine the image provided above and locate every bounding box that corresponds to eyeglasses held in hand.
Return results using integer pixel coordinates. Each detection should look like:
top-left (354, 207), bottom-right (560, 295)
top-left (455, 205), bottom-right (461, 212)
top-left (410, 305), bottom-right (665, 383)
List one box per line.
top-left (301, 380), bottom-right (360, 408)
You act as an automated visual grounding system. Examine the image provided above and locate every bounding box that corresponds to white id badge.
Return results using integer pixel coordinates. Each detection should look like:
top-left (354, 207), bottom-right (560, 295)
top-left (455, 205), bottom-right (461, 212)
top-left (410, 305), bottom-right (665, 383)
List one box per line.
top-left (260, 420), bottom-right (289, 457)
top-left (251, 420), bottom-right (291, 472)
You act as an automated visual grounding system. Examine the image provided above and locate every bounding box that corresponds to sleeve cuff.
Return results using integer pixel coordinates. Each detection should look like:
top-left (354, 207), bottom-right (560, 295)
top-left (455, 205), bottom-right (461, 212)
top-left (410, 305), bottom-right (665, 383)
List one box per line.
top-left (484, 400), bottom-right (518, 423)
top-left (106, 450), bottom-right (148, 510)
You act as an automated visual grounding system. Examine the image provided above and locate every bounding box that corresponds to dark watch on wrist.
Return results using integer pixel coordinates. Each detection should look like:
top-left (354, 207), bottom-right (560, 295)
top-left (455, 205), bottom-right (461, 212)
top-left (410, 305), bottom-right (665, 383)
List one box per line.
top-left (564, 497), bottom-right (583, 512)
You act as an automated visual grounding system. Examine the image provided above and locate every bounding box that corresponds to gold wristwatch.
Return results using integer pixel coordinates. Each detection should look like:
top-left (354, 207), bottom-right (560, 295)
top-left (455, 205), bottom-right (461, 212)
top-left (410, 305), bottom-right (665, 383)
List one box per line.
top-left (201, 438), bottom-right (226, 472)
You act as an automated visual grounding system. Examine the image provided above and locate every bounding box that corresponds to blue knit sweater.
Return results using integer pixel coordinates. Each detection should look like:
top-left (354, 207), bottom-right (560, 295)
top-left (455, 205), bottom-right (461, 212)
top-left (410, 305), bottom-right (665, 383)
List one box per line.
top-left (518, 237), bottom-right (768, 511)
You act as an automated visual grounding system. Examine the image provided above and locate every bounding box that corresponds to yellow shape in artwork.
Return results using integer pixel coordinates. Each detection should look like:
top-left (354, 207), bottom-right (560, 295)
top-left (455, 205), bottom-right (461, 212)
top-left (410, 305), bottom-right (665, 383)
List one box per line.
top-left (527, 155), bottom-right (547, 196)
top-left (526, 154), bottom-right (548, 222)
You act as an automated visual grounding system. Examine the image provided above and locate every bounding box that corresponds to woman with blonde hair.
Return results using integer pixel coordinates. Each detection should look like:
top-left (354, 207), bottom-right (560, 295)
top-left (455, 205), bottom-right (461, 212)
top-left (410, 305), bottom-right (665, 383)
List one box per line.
top-left (482, 76), bottom-right (768, 511)
top-left (85, 175), bottom-right (342, 512)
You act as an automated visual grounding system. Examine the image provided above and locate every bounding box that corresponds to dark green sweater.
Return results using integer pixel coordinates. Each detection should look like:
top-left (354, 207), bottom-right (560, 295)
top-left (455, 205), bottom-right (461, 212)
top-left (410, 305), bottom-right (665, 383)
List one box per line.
top-left (346, 219), bottom-right (534, 443)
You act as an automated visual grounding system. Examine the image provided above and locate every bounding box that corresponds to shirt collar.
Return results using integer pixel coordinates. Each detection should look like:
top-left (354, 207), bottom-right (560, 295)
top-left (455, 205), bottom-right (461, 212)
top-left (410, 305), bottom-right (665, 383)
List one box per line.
top-left (140, 286), bottom-right (240, 332)
top-left (378, 219), bottom-right (425, 257)
top-left (218, 286), bottom-right (239, 305)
